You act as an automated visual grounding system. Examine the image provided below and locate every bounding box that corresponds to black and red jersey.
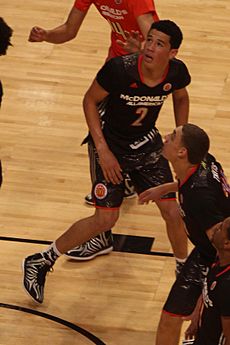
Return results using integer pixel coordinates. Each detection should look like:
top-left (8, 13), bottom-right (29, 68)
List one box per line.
top-left (194, 262), bottom-right (230, 345)
top-left (96, 53), bottom-right (191, 154)
top-left (178, 153), bottom-right (230, 263)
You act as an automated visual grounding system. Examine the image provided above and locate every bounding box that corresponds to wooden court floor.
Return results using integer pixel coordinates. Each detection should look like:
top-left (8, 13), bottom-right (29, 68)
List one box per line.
top-left (0, 0), bottom-right (230, 344)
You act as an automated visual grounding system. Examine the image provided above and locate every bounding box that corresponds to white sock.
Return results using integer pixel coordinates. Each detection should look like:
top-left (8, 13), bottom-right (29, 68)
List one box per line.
top-left (42, 241), bottom-right (62, 263)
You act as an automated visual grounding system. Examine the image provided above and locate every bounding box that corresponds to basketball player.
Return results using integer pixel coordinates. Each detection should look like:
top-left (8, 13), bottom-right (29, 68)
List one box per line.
top-left (28, 0), bottom-right (159, 59)
top-left (23, 20), bottom-right (190, 304)
top-left (183, 217), bottom-right (230, 345)
top-left (0, 17), bottom-right (13, 187)
top-left (139, 124), bottom-right (230, 345)
top-left (28, 0), bottom-right (162, 260)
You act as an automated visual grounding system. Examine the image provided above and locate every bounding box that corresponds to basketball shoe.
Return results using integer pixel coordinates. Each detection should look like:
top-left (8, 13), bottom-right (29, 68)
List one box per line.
top-left (22, 252), bottom-right (54, 303)
top-left (65, 231), bottom-right (113, 261)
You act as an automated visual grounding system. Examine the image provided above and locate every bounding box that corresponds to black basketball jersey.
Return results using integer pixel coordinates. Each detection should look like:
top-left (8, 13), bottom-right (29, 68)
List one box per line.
top-left (96, 53), bottom-right (191, 154)
top-left (194, 262), bottom-right (230, 345)
top-left (178, 153), bottom-right (230, 263)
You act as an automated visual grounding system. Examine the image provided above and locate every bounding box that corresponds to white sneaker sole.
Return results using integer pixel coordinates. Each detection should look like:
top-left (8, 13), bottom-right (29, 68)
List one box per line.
top-left (64, 246), bottom-right (113, 261)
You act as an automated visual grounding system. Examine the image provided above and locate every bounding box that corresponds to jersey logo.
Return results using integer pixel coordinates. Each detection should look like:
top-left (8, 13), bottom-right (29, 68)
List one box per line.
top-left (220, 169), bottom-right (230, 197)
top-left (163, 83), bottom-right (172, 91)
top-left (100, 5), bottom-right (127, 20)
top-left (211, 162), bottom-right (220, 182)
top-left (120, 93), bottom-right (167, 106)
top-left (94, 183), bottom-right (108, 200)
top-left (211, 162), bottom-right (230, 197)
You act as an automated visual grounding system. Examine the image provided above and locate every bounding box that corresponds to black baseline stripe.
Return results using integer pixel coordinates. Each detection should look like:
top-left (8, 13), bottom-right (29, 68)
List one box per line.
top-left (0, 303), bottom-right (106, 345)
top-left (0, 236), bottom-right (51, 245)
top-left (0, 235), bottom-right (174, 257)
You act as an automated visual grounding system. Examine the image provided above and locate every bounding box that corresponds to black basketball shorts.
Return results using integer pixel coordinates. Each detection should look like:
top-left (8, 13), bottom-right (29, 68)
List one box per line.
top-left (163, 248), bottom-right (211, 316)
top-left (88, 140), bottom-right (175, 209)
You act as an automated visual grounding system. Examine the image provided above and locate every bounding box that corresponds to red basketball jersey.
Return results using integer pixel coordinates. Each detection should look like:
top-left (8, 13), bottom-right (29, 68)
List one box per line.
top-left (74, 0), bottom-right (159, 58)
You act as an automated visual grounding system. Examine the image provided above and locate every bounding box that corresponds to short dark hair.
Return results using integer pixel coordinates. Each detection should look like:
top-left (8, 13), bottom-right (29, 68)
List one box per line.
top-left (150, 20), bottom-right (183, 49)
top-left (181, 123), bottom-right (210, 164)
top-left (0, 17), bottom-right (13, 55)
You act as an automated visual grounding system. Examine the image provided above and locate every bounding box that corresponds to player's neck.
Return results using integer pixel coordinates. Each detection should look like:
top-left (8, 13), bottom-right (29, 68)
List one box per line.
top-left (141, 60), bottom-right (169, 87)
top-left (218, 252), bottom-right (230, 267)
top-left (173, 162), bottom-right (198, 185)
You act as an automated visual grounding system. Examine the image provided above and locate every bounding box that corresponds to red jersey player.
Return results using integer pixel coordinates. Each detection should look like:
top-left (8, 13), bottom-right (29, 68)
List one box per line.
top-left (28, 0), bottom-right (159, 59)
top-left (73, 0), bottom-right (159, 58)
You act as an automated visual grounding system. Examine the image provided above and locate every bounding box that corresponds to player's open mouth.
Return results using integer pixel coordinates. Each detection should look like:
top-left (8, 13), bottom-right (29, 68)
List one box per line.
top-left (144, 53), bottom-right (153, 62)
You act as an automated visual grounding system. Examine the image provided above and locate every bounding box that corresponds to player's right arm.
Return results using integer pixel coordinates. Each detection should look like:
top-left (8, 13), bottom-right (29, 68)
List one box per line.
top-left (138, 182), bottom-right (178, 204)
top-left (28, 7), bottom-right (87, 43)
top-left (83, 79), bottom-right (123, 185)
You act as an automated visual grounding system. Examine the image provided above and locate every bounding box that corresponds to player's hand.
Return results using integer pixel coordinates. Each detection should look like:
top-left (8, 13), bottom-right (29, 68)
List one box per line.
top-left (138, 186), bottom-right (163, 204)
top-left (98, 148), bottom-right (123, 184)
top-left (206, 221), bottom-right (222, 242)
top-left (116, 31), bottom-right (142, 53)
top-left (28, 26), bottom-right (47, 42)
top-left (184, 320), bottom-right (198, 340)
top-left (183, 294), bottom-right (202, 340)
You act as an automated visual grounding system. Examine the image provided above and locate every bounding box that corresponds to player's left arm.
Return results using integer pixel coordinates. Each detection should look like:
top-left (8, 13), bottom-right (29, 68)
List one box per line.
top-left (221, 316), bottom-right (230, 344)
top-left (172, 87), bottom-right (189, 126)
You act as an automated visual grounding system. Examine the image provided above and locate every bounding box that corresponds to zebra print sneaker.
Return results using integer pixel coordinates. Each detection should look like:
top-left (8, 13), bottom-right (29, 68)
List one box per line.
top-left (65, 231), bottom-right (113, 261)
top-left (22, 252), bottom-right (53, 303)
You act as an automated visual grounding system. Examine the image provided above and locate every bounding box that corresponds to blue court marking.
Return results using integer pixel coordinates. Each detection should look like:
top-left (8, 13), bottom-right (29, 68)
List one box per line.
top-left (0, 303), bottom-right (106, 345)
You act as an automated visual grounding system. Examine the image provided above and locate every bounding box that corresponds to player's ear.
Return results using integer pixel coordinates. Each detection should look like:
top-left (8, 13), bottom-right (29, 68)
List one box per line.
top-left (178, 147), bottom-right (187, 158)
top-left (169, 48), bottom-right (178, 59)
top-left (224, 239), bottom-right (230, 250)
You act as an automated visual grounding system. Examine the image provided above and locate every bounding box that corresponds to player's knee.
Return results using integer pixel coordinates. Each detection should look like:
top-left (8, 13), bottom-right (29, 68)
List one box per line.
top-left (157, 311), bottom-right (183, 334)
top-left (94, 210), bottom-right (119, 230)
top-left (159, 201), bottom-right (181, 223)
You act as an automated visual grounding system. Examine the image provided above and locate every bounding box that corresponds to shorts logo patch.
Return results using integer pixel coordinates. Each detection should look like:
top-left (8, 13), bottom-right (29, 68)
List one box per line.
top-left (163, 83), bottom-right (172, 91)
top-left (94, 183), bottom-right (108, 200)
